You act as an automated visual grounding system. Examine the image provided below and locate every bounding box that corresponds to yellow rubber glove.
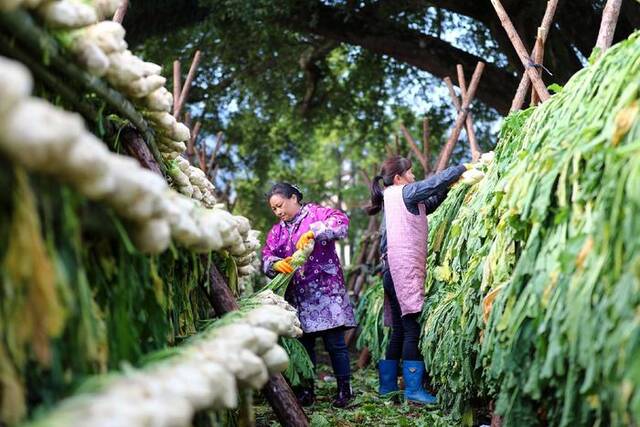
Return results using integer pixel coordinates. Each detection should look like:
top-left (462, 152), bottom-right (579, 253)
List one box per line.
top-left (464, 162), bottom-right (475, 170)
top-left (273, 257), bottom-right (294, 274)
top-left (296, 231), bottom-right (315, 250)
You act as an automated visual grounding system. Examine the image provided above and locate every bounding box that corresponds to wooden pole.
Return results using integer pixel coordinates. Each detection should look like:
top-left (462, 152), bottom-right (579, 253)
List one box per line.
top-left (456, 65), bottom-right (481, 161)
top-left (207, 131), bottom-right (224, 172)
top-left (174, 50), bottom-right (202, 119)
top-left (399, 124), bottom-right (427, 170)
top-left (511, 0), bottom-right (558, 111)
top-left (356, 347), bottom-right (371, 369)
top-left (112, 0), bottom-right (128, 24)
top-left (422, 117), bottom-right (431, 177)
top-left (490, 0), bottom-right (550, 102)
top-left (205, 261), bottom-right (309, 427)
top-left (188, 121), bottom-right (201, 156)
top-left (594, 0), bottom-right (623, 59)
top-left (121, 126), bottom-right (163, 175)
top-left (530, 28), bottom-right (545, 105)
top-left (172, 60), bottom-right (181, 115)
top-left (435, 62), bottom-right (484, 172)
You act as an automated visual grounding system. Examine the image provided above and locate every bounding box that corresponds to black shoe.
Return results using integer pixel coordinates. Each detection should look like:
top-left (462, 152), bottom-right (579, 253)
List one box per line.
top-left (332, 377), bottom-right (354, 408)
top-left (294, 385), bottom-right (315, 407)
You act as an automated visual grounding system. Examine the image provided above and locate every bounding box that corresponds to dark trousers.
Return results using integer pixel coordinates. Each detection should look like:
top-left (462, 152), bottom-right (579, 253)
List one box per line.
top-left (300, 327), bottom-right (351, 378)
top-left (383, 269), bottom-right (421, 361)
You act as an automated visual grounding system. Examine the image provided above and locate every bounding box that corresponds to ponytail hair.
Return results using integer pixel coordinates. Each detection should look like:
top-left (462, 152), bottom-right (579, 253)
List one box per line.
top-left (365, 175), bottom-right (384, 215)
top-left (365, 156), bottom-right (412, 216)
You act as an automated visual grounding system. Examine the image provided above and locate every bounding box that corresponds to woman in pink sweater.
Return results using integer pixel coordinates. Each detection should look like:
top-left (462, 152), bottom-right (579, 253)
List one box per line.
top-left (365, 155), bottom-right (472, 405)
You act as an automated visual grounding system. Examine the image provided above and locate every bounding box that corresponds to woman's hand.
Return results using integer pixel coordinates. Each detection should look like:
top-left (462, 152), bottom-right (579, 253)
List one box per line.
top-left (273, 257), bottom-right (294, 274)
top-left (296, 231), bottom-right (315, 250)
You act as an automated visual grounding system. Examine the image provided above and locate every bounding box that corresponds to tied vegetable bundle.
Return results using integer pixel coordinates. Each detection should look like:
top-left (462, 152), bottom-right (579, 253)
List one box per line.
top-left (420, 31), bottom-right (640, 426)
top-left (263, 239), bottom-right (315, 297)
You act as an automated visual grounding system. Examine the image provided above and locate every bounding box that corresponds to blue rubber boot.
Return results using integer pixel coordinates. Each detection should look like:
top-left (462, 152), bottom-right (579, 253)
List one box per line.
top-left (378, 359), bottom-right (399, 395)
top-left (402, 360), bottom-right (437, 405)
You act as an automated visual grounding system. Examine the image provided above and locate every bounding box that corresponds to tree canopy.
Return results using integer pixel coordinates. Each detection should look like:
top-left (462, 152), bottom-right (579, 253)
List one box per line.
top-left (128, 0), bottom-right (639, 232)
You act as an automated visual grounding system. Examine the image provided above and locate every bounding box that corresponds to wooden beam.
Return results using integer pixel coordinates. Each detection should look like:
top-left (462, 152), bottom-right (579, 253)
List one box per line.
top-left (594, 0), bottom-right (623, 59)
top-left (172, 60), bottom-right (181, 114)
top-left (510, 0), bottom-right (558, 111)
top-left (112, 0), bottom-right (128, 23)
top-left (490, 0), bottom-right (550, 103)
top-left (174, 50), bottom-right (202, 119)
top-left (422, 117), bottom-right (431, 177)
top-left (399, 123), bottom-right (427, 170)
top-left (435, 62), bottom-right (484, 172)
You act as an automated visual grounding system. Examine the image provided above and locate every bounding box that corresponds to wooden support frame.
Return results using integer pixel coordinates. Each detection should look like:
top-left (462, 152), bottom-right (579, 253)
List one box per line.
top-left (491, 0), bottom-right (550, 104)
top-left (594, 0), bottom-right (623, 60)
top-left (435, 62), bottom-right (484, 172)
top-left (510, 0), bottom-right (559, 111)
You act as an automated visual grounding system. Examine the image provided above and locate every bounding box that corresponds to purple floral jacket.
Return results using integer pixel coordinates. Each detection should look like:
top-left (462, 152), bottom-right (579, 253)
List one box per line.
top-left (262, 203), bottom-right (357, 333)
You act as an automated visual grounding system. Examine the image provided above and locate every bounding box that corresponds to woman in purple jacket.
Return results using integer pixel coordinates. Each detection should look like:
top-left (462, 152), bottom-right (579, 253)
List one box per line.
top-left (262, 183), bottom-right (357, 408)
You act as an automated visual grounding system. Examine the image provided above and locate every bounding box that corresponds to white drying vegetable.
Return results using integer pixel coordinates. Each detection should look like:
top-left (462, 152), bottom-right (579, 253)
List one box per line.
top-left (170, 122), bottom-right (191, 142)
top-left (208, 324), bottom-right (278, 356)
top-left (245, 305), bottom-right (303, 338)
top-left (37, 0), bottom-right (98, 29)
top-left (74, 42), bottom-right (110, 76)
top-left (233, 215), bottom-right (252, 236)
top-left (191, 185), bottom-right (203, 201)
top-left (106, 50), bottom-right (146, 85)
top-left (146, 111), bottom-right (176, 132)
top-left (238, 264), bottom-right (256, 276)
top-left (158, 137), bottom-right (186, 153)
top-left (100, 379), bottom-right (194, 426)
top-left (0, 55), bottom-right (33, 116)
top-left (131, 218), bottom-right (171, 254)
top-left (62, 133), bottom-right (111, 181)
top-left (140, 60), bottom-right (162, 77)
top-left (189, 209), bottom-right (224, 252)
top-left (180, 356), bottom-right (238, 409)
top-left (167, 164), bottom-right (191, 187)
top-left (151, 363), bottom-right (218, 410)
top-left (143, 87), bottom-right (173, 112)
top-left (0, 98), bottom-right (84, 171)
top-left (125, 75), bottom-right (166, 98)
top-left (261, 345), bottom-right (289, 375)
top-left (178, 183), bottom-right (194, 198)
top-left (75, 21), bottom-right (127, 54)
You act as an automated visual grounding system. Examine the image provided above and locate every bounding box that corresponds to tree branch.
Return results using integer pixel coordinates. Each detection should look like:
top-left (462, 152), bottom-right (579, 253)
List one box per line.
top-left (285, 3), bottom-right (517, 114)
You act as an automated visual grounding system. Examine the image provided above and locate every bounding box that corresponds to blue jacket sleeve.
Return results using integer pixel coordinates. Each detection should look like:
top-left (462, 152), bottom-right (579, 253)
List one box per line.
top-left (402, 165), bottom-right (466, 214)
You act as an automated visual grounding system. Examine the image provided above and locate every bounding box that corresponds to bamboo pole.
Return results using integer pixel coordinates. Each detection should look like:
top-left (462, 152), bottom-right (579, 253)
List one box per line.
top-left (435, 62), bottom-right (484, 172)
top-left (530, 28), bottom-right (545, 105)
top-left (490, 0), bottom-right (550, 103)
top-left (207, 131), bottom-right (224, 172)
top-left (510, 0), bottom-right (558, 111)
top-left (187, 121), bottom-right (201, 157)
top-left (422, 117), bottom-right (431, 177)
top-left (594, 0), bottom-right (623, 59)
top-left (174, 50), bottom-right (202, 119)
top-left (172, 60), bottom-right (182, 115)
top-left (399, 124), bottom-right (427, 170)
top-left (0, 10), bottom-right (167, 174)
top-left (456, 65), bottom-right (481, 161)
top-left (112, 0), bottom-right (129, 23)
